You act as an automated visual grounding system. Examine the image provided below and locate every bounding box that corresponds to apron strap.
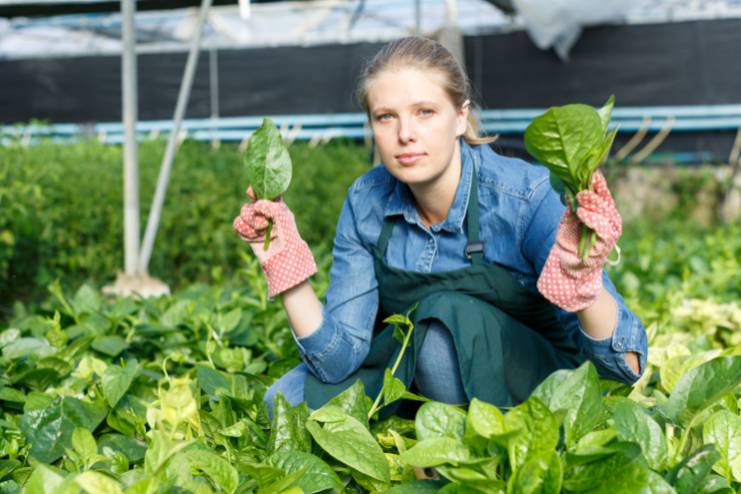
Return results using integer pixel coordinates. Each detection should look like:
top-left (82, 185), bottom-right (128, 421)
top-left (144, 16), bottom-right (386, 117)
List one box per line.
top-left (465, 168), bottom-right (484, 266)
top-left (376, 161), bottom-right (484, 266)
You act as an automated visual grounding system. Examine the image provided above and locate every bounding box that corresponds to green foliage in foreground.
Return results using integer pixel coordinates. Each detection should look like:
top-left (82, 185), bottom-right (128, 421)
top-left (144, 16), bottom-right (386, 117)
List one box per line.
top-left (0, 138), bottom-right (370, 311)
top-left (0, 218), bottom-right (739, 493)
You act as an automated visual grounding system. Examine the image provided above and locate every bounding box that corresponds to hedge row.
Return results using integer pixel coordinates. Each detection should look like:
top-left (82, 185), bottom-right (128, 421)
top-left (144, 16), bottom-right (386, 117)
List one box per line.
top-left (0, 138), bottom-right (371, 312)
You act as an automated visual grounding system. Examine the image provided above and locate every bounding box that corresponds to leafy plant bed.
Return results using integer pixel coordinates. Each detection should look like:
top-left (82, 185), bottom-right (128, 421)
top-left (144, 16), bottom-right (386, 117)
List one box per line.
top-left (1, 220), bottom-right (739, 493)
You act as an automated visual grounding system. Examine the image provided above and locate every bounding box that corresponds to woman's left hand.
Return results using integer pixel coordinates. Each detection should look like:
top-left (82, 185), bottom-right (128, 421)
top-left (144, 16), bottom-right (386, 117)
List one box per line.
top-left (537, 171), bottom-right (622, 312)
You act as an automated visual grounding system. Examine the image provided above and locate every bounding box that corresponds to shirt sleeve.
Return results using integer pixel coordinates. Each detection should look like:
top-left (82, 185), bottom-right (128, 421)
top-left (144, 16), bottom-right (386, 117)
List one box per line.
top-left (521, 177), bottom-right (648, 384)
top-left (290, 188), bottom-right (378, 384)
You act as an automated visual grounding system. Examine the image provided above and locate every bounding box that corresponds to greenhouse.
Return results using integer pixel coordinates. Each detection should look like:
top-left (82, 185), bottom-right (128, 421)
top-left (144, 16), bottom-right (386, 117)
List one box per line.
top-left (0, 0), bottom-right (739, 492)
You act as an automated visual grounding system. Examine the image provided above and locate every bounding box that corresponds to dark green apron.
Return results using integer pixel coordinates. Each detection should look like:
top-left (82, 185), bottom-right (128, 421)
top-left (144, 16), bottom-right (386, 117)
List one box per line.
top-left (304, 168), bottom-right (585, 417)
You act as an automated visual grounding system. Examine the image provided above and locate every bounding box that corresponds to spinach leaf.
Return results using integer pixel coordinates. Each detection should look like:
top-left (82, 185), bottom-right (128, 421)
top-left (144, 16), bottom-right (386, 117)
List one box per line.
top-left (244, 118), bottom-right (292, 201)
top-left (267, 450), bottom-right (343, 494)
top-left (101, 359), bottom-right (139, 408)
top-left (268, 392), bottom-right (312, 454)
top-left (613, 398), bottom-right (668, 471)
top-left (19, 396), bottom-right (107, 463)
top-left (702, 409), bottom-right (741, 482)
top-left (306, 406), bottom-right (390, 482)
top-left (663, 356), bottom-right (741, 426)
top-left (531, 361), bottom-right (604, 447)
top-left (415, 402), bottom-right (467, 441)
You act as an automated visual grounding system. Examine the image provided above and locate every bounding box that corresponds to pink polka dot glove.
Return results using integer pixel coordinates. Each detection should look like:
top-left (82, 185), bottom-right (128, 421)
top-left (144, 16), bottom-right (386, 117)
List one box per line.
top-left (233, 198), bottom-right (317, 298)
top-left (537, 171), bottom-right (622, 312)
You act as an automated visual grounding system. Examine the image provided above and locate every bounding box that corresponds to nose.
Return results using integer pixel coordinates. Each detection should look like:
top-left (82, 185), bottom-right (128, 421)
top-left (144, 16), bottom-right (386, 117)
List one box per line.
top-left (397, 115), bottom-right (416, 144)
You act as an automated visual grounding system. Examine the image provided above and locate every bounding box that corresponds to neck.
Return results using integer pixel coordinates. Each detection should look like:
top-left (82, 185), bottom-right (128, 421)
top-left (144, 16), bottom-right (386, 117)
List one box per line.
top-left (409, 140), bottom-right (462, 228)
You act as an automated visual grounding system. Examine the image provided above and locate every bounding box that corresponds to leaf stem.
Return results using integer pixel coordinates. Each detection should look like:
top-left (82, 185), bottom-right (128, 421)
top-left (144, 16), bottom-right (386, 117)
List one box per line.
top-left (367, 315), bottom-right (415, 421)
top-left (262, 221), bottom-right (273, 251)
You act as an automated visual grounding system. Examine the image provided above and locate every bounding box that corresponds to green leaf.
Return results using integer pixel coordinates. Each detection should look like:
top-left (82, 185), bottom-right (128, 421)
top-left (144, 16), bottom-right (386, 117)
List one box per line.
top-left (24, 465), bottom-right (65, 494)
top-left (268, 393), bottom-right (312, 454)
top-left (0, 479), bottom-right (20, 494)
top-left (19, 396), bottom-right (108, 463)
top-left (382, 368), bottom-right (407, 407)
top-left (71, 285), bottom-right (102, 316)
top-left (596, 95), bottom-right (615, 133)
top-left (697, 474), bottom-right (733, 494)
top-left (97, 434), bottom-right (147, 463)
top-left (574, 429), bottom-right (618, 451)
top-left (100, 359), bottom-right (139, 408)
top-left (71, 427), bottom-right (97, 462)
top-left (507, 450), bottom-right (561, 494)
top-left (196, 364), bottom-right (253, 401)
top-left (382, 480), bottom-right (447, 494)
top-left (325, 379), bottom-right (371, 426)
top-left (400, 437), bottom-right (471, 468)
top-left (498, 397), bottom-right (559, 474)
top-left (143, 431), bottom-right (194, 475)
top-left (0, 460), bottom-right (20, 480)
top-left (563, 441), bottom-right (645, 493)
top-left (531, 361), bottom-right (604, 447)
top-left (220, 308), bottom-right (242, 333)
top-left (183, 449), bottom-right (239, 494)
top-left (75, 471), bottom-right (123, 494)
top-left (702, 409), bottom-right (741, 482)
top-left (415, 401), bottom-right (466, 440)
top-left (524, 103), bottom-right (604, 193)
top-left (306, 411), bottom-right (390, 483)
top-left (613, 398), bottom-right (668, 471)
top-left (2, 337), bottom-right (55, 361)
top-left (664, 356), bottom-right (741, 426)
top-left (244, 118), bottom-right (292, 200)
top-left (668, 444), bottom-right (721, 494)
top-left (91, 336), bottom-right (129, 357)
top-left (268, 451), bottom-right (343, 494)
top-left (465, 398), bottom-right (505, 440)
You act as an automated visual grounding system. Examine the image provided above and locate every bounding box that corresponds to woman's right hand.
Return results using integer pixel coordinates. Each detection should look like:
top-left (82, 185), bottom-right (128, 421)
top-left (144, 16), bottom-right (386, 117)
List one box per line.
top-left (233, 187), bottom-right (317, 297)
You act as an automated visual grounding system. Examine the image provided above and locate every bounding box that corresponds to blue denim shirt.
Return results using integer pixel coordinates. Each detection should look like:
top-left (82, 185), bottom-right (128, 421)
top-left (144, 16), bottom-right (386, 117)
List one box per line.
top-left (292, 141), bottom-right (648, 386)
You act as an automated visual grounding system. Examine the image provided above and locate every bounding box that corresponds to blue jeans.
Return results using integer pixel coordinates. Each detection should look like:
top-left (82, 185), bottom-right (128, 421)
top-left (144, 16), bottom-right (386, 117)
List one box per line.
top-left (264, 320), bottom-right (467, 419)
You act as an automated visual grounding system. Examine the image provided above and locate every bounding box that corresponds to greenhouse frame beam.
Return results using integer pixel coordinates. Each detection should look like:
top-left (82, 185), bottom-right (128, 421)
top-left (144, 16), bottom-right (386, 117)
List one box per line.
top-left (122, 0), bottom-right (139, 276)
top-left (137, 0), bottom-right (213, 275)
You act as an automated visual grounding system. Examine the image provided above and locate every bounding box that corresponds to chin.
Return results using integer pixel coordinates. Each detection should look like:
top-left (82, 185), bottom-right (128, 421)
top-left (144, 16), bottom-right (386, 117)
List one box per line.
top-left (388, 166), bottom-right (437, 186)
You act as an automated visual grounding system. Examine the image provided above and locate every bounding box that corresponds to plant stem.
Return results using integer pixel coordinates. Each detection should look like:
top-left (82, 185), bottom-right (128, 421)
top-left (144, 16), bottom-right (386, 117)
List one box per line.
top-left (367, 317), bottom-right (415, 421)
top-left (262, 221), bottom-right (273, 251)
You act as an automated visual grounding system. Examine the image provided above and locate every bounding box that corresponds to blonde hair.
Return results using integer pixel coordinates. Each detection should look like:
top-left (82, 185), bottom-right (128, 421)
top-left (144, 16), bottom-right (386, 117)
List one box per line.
top-left (356, 36), bottom-right (496, 145)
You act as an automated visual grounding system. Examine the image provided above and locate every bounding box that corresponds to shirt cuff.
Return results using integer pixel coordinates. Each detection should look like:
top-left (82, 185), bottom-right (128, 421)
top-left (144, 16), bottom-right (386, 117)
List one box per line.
top-left (578, 303), bottom-right (647, 383)
top-left (290, 306), bottom-right (350, 383)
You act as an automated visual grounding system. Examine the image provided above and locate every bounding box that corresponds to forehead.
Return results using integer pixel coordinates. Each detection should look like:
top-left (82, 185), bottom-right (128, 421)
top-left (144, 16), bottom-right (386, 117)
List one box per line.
top-left (366, 67), bottom-right (453, 111)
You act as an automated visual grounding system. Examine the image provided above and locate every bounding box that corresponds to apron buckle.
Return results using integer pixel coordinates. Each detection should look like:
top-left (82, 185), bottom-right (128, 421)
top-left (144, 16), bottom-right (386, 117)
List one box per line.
top-left (465, 241), bottom-right (484, 259)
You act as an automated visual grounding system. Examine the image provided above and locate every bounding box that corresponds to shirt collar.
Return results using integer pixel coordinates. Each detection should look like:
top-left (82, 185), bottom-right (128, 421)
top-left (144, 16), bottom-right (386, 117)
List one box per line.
top-left (383, 139), bottom-right (474, 234)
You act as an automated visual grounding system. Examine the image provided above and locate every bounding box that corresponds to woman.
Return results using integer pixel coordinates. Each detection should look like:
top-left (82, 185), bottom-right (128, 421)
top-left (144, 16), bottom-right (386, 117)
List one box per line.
top-left (233, 37), bottom-right (648, 418)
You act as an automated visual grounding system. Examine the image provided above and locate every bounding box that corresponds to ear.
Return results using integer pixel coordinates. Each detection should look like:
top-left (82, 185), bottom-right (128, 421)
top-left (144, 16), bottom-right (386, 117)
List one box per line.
top-left (455, 99), bottom-right (471, 137)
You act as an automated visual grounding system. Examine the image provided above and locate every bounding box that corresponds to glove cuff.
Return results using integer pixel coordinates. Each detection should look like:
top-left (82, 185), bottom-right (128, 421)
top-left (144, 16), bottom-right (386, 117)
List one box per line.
top-left (537, 251), bottom-right (603, 312)
top-left (261, 239), bottom-right (317, 297)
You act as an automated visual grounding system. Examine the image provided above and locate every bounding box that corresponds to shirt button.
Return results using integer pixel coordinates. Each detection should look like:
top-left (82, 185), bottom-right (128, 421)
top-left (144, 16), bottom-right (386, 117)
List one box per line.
top-left (614, 340), bottom-right (623, 351)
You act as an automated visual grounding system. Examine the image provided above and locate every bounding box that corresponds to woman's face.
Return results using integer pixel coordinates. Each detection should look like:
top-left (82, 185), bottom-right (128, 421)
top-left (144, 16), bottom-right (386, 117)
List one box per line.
top-left (366, 67), bottom-right (469, 188)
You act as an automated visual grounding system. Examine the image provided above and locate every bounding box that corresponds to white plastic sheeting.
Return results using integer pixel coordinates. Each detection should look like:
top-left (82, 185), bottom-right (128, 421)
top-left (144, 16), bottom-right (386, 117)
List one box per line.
top-left (511, 0), bottom-right (741, 59)
top-left (2, 0), bottom-right (741, 60)
top-left (0, 0), bottom-right (511, 60)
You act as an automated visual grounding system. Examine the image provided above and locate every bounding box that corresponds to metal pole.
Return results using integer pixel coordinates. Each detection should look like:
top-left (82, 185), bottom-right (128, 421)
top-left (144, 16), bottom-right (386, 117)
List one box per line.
top-left (121, 0), bottom-right (139, 275)
top-left (209, 46), bottom-right (220, 149)
top-left (137, 0), bottom-right (213, 274)
top-left (414, 0), bottom-right (421, 33)
top-left (441, 0), bottom-right (465, 69)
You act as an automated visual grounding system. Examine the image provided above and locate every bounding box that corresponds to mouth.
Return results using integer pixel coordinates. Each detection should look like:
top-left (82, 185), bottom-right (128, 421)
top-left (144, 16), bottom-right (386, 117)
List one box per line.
top-left (395, 152), bottom-right (426, 166)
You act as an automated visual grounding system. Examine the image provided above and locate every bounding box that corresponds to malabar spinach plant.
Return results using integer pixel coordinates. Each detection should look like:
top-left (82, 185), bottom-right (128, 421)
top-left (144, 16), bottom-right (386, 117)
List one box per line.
top-left (524, 96), bottom-right (618, 262)
top-left (244, 118), bottom-right (292, 250)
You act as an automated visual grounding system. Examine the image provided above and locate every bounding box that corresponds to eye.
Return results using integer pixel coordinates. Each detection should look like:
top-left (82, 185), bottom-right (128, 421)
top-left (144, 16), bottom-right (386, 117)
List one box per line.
top-left (418, 108), bottom-right (435, 117)
top-left (374, 113), bottom-right (393, 122)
